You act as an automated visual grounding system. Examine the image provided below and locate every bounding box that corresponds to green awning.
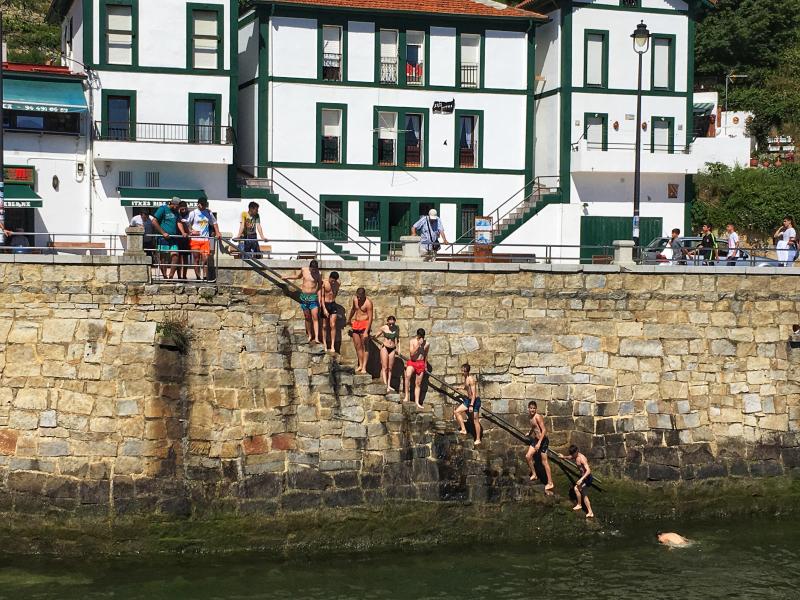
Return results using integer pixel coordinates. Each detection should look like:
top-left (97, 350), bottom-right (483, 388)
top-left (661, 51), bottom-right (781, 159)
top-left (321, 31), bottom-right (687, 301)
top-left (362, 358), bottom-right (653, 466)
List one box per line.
top-left (693, 103), bottom-right (715, 116)
top-left (3, 185), bottom-right (42, 208)
top-left (118, 187), bottom-right (206, 207)
top-left (3, 78), bottom-right (87, 114)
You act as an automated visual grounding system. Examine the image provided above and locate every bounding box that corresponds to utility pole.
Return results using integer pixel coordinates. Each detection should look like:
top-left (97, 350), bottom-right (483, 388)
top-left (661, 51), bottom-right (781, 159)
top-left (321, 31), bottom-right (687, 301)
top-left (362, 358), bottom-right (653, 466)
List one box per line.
top-left (0, 10), bottom-right (5, 243)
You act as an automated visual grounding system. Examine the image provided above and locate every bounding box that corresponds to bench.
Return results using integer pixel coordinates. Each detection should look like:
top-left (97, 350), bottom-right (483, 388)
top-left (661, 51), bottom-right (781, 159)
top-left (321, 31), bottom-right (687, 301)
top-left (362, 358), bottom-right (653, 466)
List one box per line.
top-left (52, 241), bottom-right (107, 255)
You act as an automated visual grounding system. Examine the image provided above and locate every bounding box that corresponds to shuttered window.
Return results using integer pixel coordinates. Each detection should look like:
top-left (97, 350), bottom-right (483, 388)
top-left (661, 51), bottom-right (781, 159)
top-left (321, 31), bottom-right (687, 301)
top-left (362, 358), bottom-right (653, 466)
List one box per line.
top-left (106, 4), bottom-right (133, 65)
top-left (321, 109), bottom-right (342, 163)
top-left (584, 31), bottom-right (607, 88)
top-left (192, 10), bottom-right (220, 70)
top-left (652, 36), bottom-right (673, 90)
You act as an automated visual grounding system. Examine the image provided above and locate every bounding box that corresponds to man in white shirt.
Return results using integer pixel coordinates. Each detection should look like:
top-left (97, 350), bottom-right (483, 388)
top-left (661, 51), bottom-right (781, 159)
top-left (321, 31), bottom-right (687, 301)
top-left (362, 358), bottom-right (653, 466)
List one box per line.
top-left (725, 223), bottom-right (740, 266)
top-left (186, 198), bottom-right (221, 280)
top-left (130, 208), bottom-right (156, 255)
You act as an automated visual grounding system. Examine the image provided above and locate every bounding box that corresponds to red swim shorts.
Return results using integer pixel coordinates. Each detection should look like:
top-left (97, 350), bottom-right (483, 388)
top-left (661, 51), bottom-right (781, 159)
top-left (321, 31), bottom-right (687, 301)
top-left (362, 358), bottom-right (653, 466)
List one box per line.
top-left (407, 359), bottom-right (427, 376)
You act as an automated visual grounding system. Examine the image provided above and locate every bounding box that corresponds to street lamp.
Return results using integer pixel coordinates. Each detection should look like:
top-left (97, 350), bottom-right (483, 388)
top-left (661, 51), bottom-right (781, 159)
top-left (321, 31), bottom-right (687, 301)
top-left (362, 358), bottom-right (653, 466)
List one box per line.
top-left (631, 20), bottom-right (650, 251)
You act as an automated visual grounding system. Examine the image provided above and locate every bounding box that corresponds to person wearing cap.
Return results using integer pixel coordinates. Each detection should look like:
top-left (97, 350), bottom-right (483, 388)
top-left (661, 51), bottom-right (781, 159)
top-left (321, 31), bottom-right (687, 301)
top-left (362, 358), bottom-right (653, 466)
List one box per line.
top-left (152, 197), bottom-right (186, 279)
top-left (411, 208), bottom-right (449, 261)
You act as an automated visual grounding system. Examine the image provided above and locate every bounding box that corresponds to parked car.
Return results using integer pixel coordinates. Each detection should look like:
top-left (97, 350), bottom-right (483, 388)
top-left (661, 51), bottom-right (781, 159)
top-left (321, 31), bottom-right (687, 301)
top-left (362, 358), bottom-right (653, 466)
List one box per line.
top-left (642, 237), bottom-right (786, 267)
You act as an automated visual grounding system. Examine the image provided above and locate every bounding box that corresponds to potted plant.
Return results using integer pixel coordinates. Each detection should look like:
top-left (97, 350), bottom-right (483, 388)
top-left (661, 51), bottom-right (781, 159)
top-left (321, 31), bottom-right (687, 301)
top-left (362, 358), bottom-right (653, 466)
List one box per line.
top-left (750, 155), bottom-right (758, 167)
top-left (156, 314), bottom-right (193, 354)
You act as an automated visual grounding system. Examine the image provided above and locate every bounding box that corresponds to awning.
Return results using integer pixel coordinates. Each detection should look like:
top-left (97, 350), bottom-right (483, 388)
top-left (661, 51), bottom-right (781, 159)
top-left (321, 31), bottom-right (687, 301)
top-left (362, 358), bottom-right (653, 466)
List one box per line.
top-left (118, 187), bottom-right (207, 207)
top-left (3, 78), bottom-right (87, 114)
top-left (693, 103), bottom-right (716, 116)
top-left (2, 184), bottom-right (43, 208)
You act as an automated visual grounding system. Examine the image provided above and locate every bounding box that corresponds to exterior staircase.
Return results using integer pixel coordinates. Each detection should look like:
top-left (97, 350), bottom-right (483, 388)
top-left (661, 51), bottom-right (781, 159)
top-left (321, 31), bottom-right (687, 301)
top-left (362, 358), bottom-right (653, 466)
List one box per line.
top-left (492, 190), bottom-right (565, 245)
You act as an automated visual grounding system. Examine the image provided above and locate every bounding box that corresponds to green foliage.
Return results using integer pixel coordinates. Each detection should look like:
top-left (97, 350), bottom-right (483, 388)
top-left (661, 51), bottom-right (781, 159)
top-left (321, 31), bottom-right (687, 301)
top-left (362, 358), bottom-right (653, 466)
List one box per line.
top-left (156, 314), bottom-right (193, 354)
top-left (692, 162), bottom-right (800, 242)
top-left (2, 0), bottom-right (60, 64)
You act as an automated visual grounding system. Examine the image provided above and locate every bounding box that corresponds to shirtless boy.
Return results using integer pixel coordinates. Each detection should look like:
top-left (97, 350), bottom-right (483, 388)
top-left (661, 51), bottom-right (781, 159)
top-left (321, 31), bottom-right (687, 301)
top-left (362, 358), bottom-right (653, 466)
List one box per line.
top-left (321, 271), bottom-right (340, 352)
top-left (454, 363), bottom-right (482, 445)
top-left (525, 401), bottom-right (553, 491)
top-left (287, 260), bottom-right (322, 344)
top-left (347, 287), bottom-right (373, 373)
top-left (404, 328), bottom-right (429, 408)
top-left (559, 444), bottom-right (594, 518)
top-left (657, 532), bottom-right (690, 548)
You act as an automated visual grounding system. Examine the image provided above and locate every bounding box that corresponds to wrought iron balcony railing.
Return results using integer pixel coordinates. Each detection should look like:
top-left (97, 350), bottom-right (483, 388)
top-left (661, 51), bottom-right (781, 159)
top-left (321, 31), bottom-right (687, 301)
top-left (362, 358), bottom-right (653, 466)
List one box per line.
top-left (94, 121), bottom-right (233, 144)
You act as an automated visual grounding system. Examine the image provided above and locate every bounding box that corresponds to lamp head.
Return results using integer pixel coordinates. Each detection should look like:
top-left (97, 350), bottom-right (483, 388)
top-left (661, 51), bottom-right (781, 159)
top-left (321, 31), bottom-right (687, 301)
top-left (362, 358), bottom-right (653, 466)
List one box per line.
top-left (632, 21), bottom-right (651, 54)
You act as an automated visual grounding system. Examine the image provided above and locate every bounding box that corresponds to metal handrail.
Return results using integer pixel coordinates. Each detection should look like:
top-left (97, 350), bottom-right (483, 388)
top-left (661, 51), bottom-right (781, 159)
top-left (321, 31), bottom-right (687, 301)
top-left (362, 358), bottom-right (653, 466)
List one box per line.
top-left (94, 121), bottom-right (233, 145)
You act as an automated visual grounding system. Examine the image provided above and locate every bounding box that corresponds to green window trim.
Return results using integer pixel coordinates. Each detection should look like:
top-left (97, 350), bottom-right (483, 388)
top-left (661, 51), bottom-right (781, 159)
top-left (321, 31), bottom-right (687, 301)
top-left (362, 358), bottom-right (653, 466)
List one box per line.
top-left (650, 116), bottom-right (675, 154)
top-left (316, 102), bottom-right (348, 165)
top-left (373, 26), bottom-right (429, 87)
top-left (454, 199), bottom-right (484, 240)
top-left (186, 3), bottom-right (225, 72)
top-left (188, 93), bottom-right (222, 144)
top-left (583, 29), bottom-right (609, 89)
top-left (99, 0), bottom-right (138, 68)
top-left (319, 197), bottom-right (349, 241)
top-left (318, 20), bottom-right (349, 83)
top-left (100, 89), bottom-right (137, 140)
top-left (583, 112), bottom-right (608, 151)
top-left (372, 105), bottom-right (430, 169)
top-left (650, 34), bottom-right (676, 92)
top-left (454, 109), bottom-right (484, 169)
top-left (455, 30), bottom-right (485, 89)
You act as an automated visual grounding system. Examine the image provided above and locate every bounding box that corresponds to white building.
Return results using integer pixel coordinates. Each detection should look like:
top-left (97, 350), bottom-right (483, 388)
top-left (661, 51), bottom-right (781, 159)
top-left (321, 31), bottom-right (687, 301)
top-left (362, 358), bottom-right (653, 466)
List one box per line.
top-left (237, 0), bottom-right (547, 260)
top-left (47, 0), bottom-right (240, 242)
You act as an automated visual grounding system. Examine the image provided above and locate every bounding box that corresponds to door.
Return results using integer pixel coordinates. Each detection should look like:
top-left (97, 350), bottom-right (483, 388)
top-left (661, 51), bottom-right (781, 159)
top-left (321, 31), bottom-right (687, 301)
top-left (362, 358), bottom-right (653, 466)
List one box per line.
top-left (580, 216), bottom-right (663, 263)
top-left (389, 202), bottom-right (411, 244)
top-left (107, 95), bottom-right (132, 140)
top-left (193, 99), bottom-right (217, 144)
top-left (585, 114), bottom-right (606, 150)
top-left (652, 117), bottom-right (674, 153)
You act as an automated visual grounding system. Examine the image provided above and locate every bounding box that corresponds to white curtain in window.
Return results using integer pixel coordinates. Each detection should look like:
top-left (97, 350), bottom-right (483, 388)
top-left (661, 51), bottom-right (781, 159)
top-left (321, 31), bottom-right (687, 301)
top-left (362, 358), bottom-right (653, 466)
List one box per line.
top-left (461, 34), bottom-right (480, 64)
top-left (653, 120), bottom-right (670, 152)
top-left (653, 38), bottom-right (670, 88)
top-left (586, 116), bottom-right (604, 148)
top-left (323, 26), bottom-right (341, 54)
top-left (586, 33), bottom-right (604, 86)
top-left (322, 110), bottom-right (341, 137)
top-left (380, 30), bottom-right (398, 58)
top-left (107, 5), bottom-right (132, 65)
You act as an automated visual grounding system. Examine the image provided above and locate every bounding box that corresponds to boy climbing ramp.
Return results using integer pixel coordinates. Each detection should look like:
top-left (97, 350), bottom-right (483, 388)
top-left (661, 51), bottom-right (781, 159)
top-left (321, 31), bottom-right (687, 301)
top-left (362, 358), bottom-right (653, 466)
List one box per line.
top-left (454, 363), bottom-right (482, 445)
top-left (525, 401), bottom-right (553, 492)
top-left (559, 444), bottom-right (595, 519)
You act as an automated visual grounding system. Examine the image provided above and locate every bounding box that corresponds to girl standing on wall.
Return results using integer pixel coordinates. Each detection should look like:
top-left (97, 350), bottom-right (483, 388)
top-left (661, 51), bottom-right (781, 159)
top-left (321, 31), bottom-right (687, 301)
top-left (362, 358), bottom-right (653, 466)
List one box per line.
top-left (376, 316), bottom-right (400, 393)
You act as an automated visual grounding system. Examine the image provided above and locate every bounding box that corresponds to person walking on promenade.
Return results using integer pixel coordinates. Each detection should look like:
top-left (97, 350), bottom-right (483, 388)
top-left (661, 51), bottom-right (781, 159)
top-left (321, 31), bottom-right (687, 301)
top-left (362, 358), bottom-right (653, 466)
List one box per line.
top-left (525, 400), bottom-right (553, 491)
top-left (558, 444), bottom-right (595, 518)
top-left (347, 288), bottom-right (373, 373)
top-left (375, 315), bottom-right (400, 392)
top-left (666, 228), bottom-right (686, 265)
top-left (404, 328), bottom-right (430, 408)
top-left (411, 208), bottom-right (449, 261)
top-left (152, 197), bottom-right (185, 279)
top-left (689, 223), bottom-right (717, 265)
top-left (286, 260), bottom-right (323, 345)
top-left (238, 202), bottom-right (266, 259)
top-left (453, 363), bottom-right (482, 445)
top-left (774, 216), bottom-right (797, 266)
top-left (321, 271), bottom-right (341, 352)
top-left (725, 223), bottom-right (740, 266)
top-left (186, 198), bottom-right (221, 280)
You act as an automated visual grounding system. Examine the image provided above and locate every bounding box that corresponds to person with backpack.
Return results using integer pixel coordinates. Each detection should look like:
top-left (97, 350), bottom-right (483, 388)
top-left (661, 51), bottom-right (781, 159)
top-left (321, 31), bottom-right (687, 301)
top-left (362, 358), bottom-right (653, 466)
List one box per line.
top-left (411, 209), bottom-right (449, 261)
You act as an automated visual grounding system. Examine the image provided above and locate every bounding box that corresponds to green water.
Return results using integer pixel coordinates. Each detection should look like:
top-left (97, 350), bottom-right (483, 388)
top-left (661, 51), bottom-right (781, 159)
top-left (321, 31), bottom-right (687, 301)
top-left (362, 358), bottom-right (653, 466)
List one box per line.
top-left (0, 516), bottom-right (795, 600)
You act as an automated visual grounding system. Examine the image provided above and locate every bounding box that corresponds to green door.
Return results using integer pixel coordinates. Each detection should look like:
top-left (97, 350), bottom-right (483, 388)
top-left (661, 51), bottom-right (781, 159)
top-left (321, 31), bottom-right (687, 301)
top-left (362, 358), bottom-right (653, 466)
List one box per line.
top-left (580, 216), bottom-right (663, 263)
top-left (389, 202), bottom-right (411, 243)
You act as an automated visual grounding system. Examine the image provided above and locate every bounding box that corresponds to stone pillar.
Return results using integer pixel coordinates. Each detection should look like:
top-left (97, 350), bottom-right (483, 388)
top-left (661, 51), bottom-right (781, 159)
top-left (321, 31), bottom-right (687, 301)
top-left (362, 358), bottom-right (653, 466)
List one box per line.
top-left (613, 240), bottom-right (635, 266)
top-left (124, 226), bottom-right (146, 257)
top-left (400, 235), bottom-right (422, 261)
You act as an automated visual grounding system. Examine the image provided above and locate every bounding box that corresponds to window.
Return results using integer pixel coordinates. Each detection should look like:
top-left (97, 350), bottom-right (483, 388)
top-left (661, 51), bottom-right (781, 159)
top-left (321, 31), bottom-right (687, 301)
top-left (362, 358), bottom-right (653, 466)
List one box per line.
top-left (118, 170), bottom-right (133, 187)
top-left (362, 201), bottom-right (381, 234)
top-left (3, 111), bottom-right (80, 135)
top-left (106, 93), bottom-right (135, 140)
top-left (191, 8), bottom-right (221, 70)
top-left (406, 31), bottom-right (424, 86)
top-left (460, 34), bottom-right (481, 88)
top-left (191, 96), bottom-right (219, 144)
top-left (404, 113), bottom-right (423, 166)
top-left (584, 31), bottom-right (608, 88)
top-left (377, 112), bottom-right (397, 166)
top-left (145, 172), bottom-right (159, 188)
top-left (651, 35), bottom-right (675, 91)
top-left (584, 113), bottom-right (608, 151)
top-left (651, 117), bottom-right (674, 154)
top-left (322, 25), bottom-right (343, 81)
top-left (459, 204), bottom-right (479, 240)
top-left (620, 0), bottom-right (640, 6)
top-left (105, 3), bottom-right (134, 65)
top-left (319, 107), bottom-right (344, 164)
top-left (456, 113), bottom-right (481, 168)
top-left (321, 199), bottom-right (346, 240)
top-left (379, 29), bottom-right (399, 85)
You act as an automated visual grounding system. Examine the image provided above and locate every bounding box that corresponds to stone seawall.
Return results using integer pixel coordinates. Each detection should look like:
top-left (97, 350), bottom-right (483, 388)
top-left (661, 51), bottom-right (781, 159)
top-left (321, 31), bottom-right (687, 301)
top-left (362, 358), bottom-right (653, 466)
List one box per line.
top-left (0, 257), bottom-right (798, 516)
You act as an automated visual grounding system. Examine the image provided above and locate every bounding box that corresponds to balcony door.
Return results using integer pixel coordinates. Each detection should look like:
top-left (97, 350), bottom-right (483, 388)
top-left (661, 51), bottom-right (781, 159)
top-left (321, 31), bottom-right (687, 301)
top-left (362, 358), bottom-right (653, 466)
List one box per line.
top-left (105, 91), bottom-right (135, 141)
top-left (192, 97), bottom-right (218, 144)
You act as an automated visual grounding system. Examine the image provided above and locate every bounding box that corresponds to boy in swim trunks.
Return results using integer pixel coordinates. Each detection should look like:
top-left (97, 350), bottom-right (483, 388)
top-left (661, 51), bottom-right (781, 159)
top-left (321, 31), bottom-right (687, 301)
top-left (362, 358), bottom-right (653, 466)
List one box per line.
top-left (454, 363), bottom-right (482, 445)
top-left (321, 271), bottom-right (340, 353)
top-left (558, 444), bottom-right (594, 518)
top-left (286, 260), bottom-right (323, 345)
top-left (347, 287), bottom-right (373, 373)
top-left (525, 401), bottom-right (553, 491)
top-left (404, 328), bottom-right (429, 408)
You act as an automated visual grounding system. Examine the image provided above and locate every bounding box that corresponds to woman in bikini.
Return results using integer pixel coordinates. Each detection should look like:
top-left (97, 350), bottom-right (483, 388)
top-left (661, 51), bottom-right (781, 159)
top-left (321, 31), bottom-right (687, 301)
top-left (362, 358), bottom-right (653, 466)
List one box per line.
top-left (376, 316), bottom-right (400, 393)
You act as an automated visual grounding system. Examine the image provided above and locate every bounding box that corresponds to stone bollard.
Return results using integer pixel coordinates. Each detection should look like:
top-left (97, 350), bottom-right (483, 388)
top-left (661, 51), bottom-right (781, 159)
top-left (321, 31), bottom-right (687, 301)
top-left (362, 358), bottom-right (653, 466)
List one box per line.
top-left (613, 240), bottom-right (635, 266)
top-left (124, 226), bottom-right (146, 257)
top-left (400, 235), bottom-right (423, 261)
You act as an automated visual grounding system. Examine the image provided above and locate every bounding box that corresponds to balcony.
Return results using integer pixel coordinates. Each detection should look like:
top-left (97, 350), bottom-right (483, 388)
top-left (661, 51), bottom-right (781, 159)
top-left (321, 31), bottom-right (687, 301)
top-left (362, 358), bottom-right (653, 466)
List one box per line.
top-left (93, 121), bottom-right (233, 164)
top-left (405, 145), bottom-right (421, 167)
top-left (459, 146), bottom-right (477, 168)
top-left (323, 53), bottom-right (342, 81)
top-left (321, 136), bottom-right (341, 163)
top-left (378, 139), bottom-right (396, 166)
top-left (406, 62), bottom-right (424, 85)
top-left (380, 58), bottom-right (398, 85)
top-left (460, 63), bottom-right (479, 88)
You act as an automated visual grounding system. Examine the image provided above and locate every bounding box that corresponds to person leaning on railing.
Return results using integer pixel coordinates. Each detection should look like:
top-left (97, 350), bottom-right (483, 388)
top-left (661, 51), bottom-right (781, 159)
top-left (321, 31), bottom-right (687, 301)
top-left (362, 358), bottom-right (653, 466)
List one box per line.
top-left (130, 208), bottom-right (156, 256)
top-left (411, 209), bottom-right (449, 261)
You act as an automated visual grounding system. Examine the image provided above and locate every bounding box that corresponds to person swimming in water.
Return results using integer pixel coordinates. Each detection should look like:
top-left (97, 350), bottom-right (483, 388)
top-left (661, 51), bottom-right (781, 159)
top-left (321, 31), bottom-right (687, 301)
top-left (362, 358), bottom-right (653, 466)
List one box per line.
top-left (657, 532), bottom-right (690, 548)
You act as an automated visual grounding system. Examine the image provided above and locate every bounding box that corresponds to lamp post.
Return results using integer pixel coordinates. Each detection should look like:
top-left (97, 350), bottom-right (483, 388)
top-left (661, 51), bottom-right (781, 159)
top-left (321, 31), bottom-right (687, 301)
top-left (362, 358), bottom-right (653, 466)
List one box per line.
top-left (0, 11), bottom-right (5, 244)
top-left (631, 21), bottom-right (650, 251)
